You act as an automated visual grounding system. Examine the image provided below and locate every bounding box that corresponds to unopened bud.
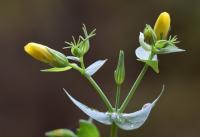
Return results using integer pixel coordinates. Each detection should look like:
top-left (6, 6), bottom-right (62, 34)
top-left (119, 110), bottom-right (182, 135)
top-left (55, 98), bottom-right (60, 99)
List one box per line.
top-left (143, 25), bottom-right (157, 45)
top-left (154, 12), bottom-right (171, 40)
top-left (24, 42), bottom-right (68, 68)
top-left (114, 50), bottom-right (125, 85)
top-left (79, 40), bottom-right (89, 55)
top-left (71, 46), bottom-right (83, 57)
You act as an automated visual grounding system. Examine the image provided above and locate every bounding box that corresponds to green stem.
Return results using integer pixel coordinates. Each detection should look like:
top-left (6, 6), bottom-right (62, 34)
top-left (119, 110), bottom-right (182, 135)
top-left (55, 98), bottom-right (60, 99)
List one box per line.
top-left (85, 75), bottom-right (113, 112)
top-left (119, 53), bottom-right (154, 113)
top-left (119, 64), bottom-right (149, 112)
top-left (115, 85), bottom-right (121, 112)
top-left (80, 57), bottom-right (85, 69)
top-left (69, 63), bottom-right (83, 73)
top-left (110, 85), bottom-right (121, 137)
top-left (69, 60), bottom-right (113, 112)
top-left (110, 123), bottom-right (118, 137)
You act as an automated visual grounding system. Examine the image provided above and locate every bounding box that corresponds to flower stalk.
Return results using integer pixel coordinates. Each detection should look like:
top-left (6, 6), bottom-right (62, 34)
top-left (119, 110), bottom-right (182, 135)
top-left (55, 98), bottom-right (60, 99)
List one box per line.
top-left (84, 75), bottom-right (113, 112)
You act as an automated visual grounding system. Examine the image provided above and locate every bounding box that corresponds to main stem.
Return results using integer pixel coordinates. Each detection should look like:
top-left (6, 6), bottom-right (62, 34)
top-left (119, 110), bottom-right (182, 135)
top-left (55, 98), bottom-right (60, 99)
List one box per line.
top-left (110, 85), bottom-right (121, 137)
top-left (110, 123), bottom-right (118, 137)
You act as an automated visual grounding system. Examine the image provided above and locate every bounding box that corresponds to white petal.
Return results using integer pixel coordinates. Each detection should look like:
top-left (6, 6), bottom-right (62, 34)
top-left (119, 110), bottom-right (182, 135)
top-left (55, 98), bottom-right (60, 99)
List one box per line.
top-left (139, 32), bottom-right (152, 51)
top-left (135, 47), bottom-right (157, 61)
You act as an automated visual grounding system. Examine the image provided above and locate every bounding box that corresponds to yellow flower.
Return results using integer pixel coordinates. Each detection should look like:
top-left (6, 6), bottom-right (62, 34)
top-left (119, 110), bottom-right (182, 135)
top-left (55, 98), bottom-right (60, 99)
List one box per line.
top-left (154, 12), bottom-right (171, 40)
top-left (24, 42), bottom-right (68, 67)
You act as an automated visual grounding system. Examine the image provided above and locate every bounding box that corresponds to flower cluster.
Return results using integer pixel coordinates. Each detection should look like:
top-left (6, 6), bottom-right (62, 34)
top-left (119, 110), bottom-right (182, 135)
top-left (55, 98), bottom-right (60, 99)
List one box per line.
top-left (136, 12), bottom-right (184, 73)
top-left (24, 12), bottom-right (184, 137)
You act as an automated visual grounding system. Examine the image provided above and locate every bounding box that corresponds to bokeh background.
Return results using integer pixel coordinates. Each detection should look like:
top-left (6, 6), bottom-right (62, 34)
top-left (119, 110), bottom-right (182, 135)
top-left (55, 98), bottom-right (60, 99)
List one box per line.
top-left (0, 0), bottom-right (200, 137)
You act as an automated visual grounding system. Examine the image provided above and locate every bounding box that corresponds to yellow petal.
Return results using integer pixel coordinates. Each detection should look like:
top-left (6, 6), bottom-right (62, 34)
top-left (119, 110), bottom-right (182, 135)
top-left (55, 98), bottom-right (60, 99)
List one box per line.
top-left (24, 42), bottom-right (54, 63)
top-left (154, 12), bottom-right (171, 40)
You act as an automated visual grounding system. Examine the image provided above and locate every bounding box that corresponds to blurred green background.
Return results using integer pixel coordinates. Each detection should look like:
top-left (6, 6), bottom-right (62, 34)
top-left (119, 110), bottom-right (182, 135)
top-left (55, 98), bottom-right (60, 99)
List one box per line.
top-left (0, 0), bottom-right (199, 137)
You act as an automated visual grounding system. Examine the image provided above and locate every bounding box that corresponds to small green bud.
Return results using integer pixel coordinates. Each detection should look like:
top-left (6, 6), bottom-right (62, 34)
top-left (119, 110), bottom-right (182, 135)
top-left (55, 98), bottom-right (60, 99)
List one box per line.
top-left (79, 40), bottom-right (89, 55)
top-left (71, 46), bottom-right (83, 57)
top-left (154, 40), bottom-right (169, 49)
top-left (68, 25), bottom-right (95, 58)
top-left (79, 24), bottom-right (91, 55)
top-left (155, 35), bottom-right (179, 49)
top-left (143, 25), bottom-right (157, 45)
top-left (114, 50), bottom-right (125, 85)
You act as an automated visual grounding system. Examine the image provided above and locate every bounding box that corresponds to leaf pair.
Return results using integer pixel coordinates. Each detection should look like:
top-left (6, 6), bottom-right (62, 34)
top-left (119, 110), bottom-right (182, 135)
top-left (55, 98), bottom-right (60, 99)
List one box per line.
top-left (63, 86), bottom-right (164, 130)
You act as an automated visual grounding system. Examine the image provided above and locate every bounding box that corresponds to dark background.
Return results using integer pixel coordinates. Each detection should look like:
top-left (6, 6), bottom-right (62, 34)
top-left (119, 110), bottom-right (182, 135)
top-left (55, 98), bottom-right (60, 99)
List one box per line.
top-left (0, 0), bottom-right (199, 137)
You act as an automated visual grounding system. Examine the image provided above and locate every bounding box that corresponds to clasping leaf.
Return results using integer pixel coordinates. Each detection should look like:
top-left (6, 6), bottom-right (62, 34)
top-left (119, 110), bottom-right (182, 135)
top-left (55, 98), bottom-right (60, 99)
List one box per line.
top-left (63, 89), bottom-right (112, 125)
top-left (157, 46), bottom-right (185, 54)
top-left (63, 86), bottom-right (164, 130)
top-left (85, 59), bottom-right (107, 76)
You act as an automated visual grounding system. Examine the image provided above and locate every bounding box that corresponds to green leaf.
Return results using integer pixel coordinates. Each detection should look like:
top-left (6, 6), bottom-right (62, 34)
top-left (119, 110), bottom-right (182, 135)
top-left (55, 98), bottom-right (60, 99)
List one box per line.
top-left (138, 59), bottom-right (159, 73)
top-left (41, 66), bottom-right (72, 72)
top-left (45, 120), bottom-right (100, 137)
top-left (77, 120), bottom-right (100, 137)
top-left (45, 129), bottom-right (76, 137)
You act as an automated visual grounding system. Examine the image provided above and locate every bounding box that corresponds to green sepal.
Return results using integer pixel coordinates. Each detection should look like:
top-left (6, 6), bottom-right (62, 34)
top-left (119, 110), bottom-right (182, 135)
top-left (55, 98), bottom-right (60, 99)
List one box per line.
top-left (137, 59), bottom-right (159, 73)
top-left (47, 48), bottom-right (69, 67)
top-left (45, 129), bottom-right (76, 137)
top-left (77, 120), bottom-right (100, 137)
top-left (143, 24), bottom-right (157, 45)
top-left (41, 66), bottom-right (72, 72)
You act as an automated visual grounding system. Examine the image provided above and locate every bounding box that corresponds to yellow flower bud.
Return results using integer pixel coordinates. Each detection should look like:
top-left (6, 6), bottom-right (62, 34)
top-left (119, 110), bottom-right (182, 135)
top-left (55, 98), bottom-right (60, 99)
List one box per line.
top-left (24, 42), bottom-right (68, 67)
top-left (154, 12), bottom-right (171, 40)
